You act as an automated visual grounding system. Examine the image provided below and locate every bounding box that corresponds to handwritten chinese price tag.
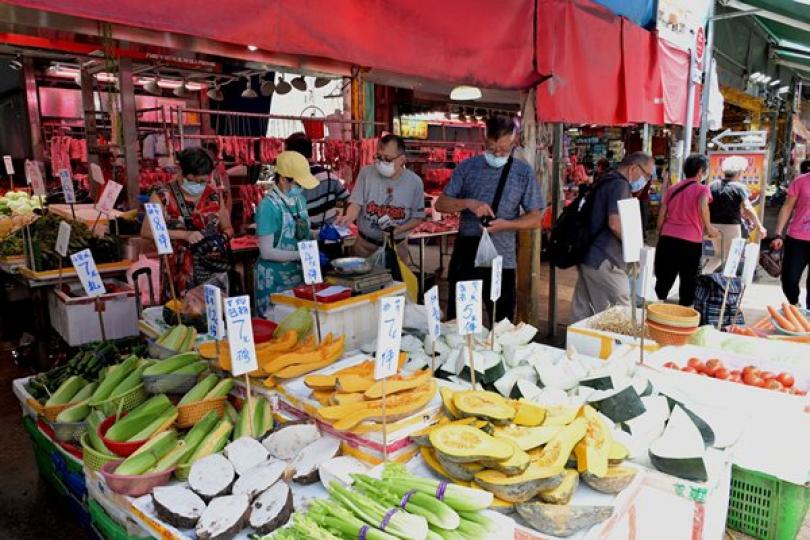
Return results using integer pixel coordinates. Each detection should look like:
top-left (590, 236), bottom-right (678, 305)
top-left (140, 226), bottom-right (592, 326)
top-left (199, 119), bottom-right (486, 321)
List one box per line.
top-left (144, 203), bottom-right (173, 255)
top-left (723, 238), bottom-right (747, 278)
top-left (70, 248), bottom-right (106, 297)
top-left (638, 246), bottom-right (656, 300)
top-left (374, 296), bottom-right (405, 380)
top-left (25, 160), bottom-right (46, 196)
top-left (424, 285), bottom-right (442, 341)
top-left (96, 181), bottom-right (122, 215)
top-left (59, 169), bottom-right (76, 204)
top-left (456, 280), bottom-right (482, 335)
top-left (490, 256), bottom-right (503, 302)
top-left (204, 284), bottom-right (225, 340)
top-left (742, 243), bottom-right (760, 287)
top-left (224, 295), bottom-right (258, 376)
top-left (3, 155), bottom-right (13, 175)
top-left (55, 221), bottom-right (71, 258)
top-left (297, 240), bottom-right (322, 285)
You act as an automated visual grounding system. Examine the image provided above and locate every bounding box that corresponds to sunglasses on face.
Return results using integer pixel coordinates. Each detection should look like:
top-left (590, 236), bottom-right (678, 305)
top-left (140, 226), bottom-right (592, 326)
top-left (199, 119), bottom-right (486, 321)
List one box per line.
top-left (376, 153), bottom-right (403, 164)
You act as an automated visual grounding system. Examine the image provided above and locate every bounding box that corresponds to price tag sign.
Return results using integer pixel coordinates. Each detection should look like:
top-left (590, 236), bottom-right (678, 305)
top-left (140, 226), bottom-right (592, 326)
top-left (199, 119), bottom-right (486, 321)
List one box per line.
top-left (374, 296), bottom-right (406, 380)
top-left (3, 155), bottom-right (13, 175)
top-left (55, 221), bottom-right (71, 258)
top-left (89, 163), bottom-right (105, 185)
top-left (96, 181), bottom-right (122, 215)
top-left (456, 280), bottom-right (483, 335)
top-left (742, 243), bottom-right (760, 287)
top-left (224, 295), bottom-right (258, 376)
top-left (638, 246), bottom-right (656, 300)
top-left (70, 248), bottom-right (106, 297)
top-left (59, 169), bottom-right (76, 204)
top-left (297, 240), bottom-right (323, 285)
top-left (425, 285), bottom-right (442, 340)
top-left (723, 238), bottom-right (747, 278)
top-left (618, 198), bottom-right (643, 263)
top-left (25, 160), bottom-right (46, 196)
top-left (144, 203), bottom-right (173, 255)
top-left (204, 284), bottom-right (225, 339)
top-left (490, 255), bottom-right (503, 302)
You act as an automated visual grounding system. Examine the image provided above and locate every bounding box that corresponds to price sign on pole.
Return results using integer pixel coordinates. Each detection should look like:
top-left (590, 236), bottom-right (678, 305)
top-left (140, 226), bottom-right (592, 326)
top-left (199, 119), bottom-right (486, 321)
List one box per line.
top-left (144, 203), bottom-right (173, 255)
top-left (638, 246), bottom-right (656, 300)
top-left (25, 160), bottom-right (46, 196)
top-left (456, 280), bottom-right (482, 336)
top-left (55, 221), bottom-right (71, 258)
top-left (204, 284), bottom-right (225, 340)
top-left (95, 181), bottom-right (122, 215)
top-left (59, 169), bottom-right (76, 204)
top-left (374, 296), bottom-right (405, 380)
top-left (490, 256), bottom-right (503, 302)
top-left (224, 296), bottom-right (258, 376)
top-left (742, 243), bottom-right (760, 287)
top-left (297, 240), bottom-right (323, 285)
top-left (89, 163), bottom-right (105, 185)
top-left (3, 155), bottom-right (14, 175)
top-left (425, 286), bottom-right (441, 341)
top-left (70, 249), bottom-right (106, 297)
top-left (723, 238), bottom-right (747, 278)
top-left (618, 198), bottom-right (643, 264)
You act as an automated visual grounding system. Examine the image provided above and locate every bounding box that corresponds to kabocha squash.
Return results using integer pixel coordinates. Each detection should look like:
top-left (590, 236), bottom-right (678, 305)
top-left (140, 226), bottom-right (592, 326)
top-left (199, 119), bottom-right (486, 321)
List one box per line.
top-left (494, 425), bottom-right (563, 451)
top-left (363, 370), bottom-right (431, 400)
top-left (589, 386), bottom-right (646, 424)
top-left (515, 503), bottom-right (614, 537)
top-left (609, 440), bottom-right (630, 463)
top-left (482, 438), bottom-right (531, 476)
top-left (260, 330), bottom-right (298, 352)
top-left (530, 418), bottom-right (588, 473)
top-left (420, 447), bottom-right (458, 481)
top-left (453, 390), bottom-right (515, 424)
top-left (543, 404), bottom-right (581, 426)
top-left (429, 424), bottom-right (514, 463)
top-left (335, 374), bottom-right (373, 393)
top-left (411, 416), bottom-right (477, 447)
top-left (573, 406), bottom-right (612, 478)
top-left (435, 450), bottom-right (484, 481)
top-left (474, 464), bottom-right (565, 503)
top-left (512, 399), bottom-right (546, 427)
top-left (581, 466), bottom-right (637, 494)
top-left (538, 469), bottom-right (579, 505)
top-left (440, 387), bottom-right (462, 419)
top-left (467, 482), bottom-right (515, 514)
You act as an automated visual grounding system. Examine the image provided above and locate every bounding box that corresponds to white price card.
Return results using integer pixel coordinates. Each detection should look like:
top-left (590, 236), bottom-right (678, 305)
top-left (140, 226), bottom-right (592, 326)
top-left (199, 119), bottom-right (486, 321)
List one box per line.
top-left (25, 160), bottom-right (46, 196)
top-left (425, 285), bottom-right (442, 340)
top-left (374, 296), bottom-right (406, 380)
top-left (638, 246), bottom-right (656, 300)
top-left (204, 284), bottom-right (225, 340)
top-left (297, 240), bottom-right (322, 285)
top-left (96, 181), bottom-right (122, 215)
top-left (618, 198), bottom-right (643, 263)
top-left (490, 255), bottom-right (503, 302)
top-left (3, 155), bottom-right (13, 175)
top-left (55, 221), bottom-right (71, 258)
top-left (723, 238), bottom-right (747, 278)
top-left (59, 169), bottom-right (75, 204)
top-left (144, 203), bottom-right (173, 255)
top-left (89, 162), bottom-right (105, 185)
top-left (742, 243), bottom-right (760, 287)
top-left (456, 280), bottom-right (483, 335)
top-left (70, 248), bottom-right (106, 297)
top-left (224, 295), bottom-right (258, 376)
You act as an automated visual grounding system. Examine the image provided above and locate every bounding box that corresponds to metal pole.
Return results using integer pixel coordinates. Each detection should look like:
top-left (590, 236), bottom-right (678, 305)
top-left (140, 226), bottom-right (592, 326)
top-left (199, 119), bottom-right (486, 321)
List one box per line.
top-left (118, 57), bottom-right (140, 210)
top-left (781, 79), bottom-right (797, 185)
top-left (683, 51), bottom-right (697, 157)
top-left (80, 66), bottom-right (101, 200)
top-left (548, 123), bottom-right (564, 338)
top-left (22, 56), bottom-right (44, 161)
top-left (698, 2), bottom-right (717, 153)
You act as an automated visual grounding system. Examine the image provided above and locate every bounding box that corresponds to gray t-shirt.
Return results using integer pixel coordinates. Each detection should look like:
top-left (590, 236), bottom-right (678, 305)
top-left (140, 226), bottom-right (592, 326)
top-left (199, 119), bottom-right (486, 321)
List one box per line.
top-left (443, 155), bottom-right (544, 269)
top-left (583, 170), bottom-right (632, 269)
top-left (349, 165), bottom-right (425, 241)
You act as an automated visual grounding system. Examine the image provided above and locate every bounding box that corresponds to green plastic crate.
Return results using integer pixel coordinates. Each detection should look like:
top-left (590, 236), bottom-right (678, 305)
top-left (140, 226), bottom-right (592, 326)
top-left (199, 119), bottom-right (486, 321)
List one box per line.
top-left (23, 416), bottom-right (67, 496)
top-left (88, 500), bottom-right (150, 540)
top-left (727, 465), bottom-right (810, 540)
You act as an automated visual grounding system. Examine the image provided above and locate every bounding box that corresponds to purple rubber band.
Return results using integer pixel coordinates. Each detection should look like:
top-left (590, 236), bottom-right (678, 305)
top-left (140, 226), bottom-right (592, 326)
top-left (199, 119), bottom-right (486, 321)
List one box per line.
top-left (436, 481), bottom-right (448, 501)
top-left (380, 507), bottom-right (399, 531)
top-left (358, 525), bottom-right (369, 540)
top-left (400, 489), bottom-right (416, 508)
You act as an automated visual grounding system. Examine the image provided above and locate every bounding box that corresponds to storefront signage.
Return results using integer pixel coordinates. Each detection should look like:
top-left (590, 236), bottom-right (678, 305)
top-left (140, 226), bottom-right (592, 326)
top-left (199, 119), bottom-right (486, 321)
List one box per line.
top-left (657, 0), bottom-right (711, 52)
top-left (490, 256), bottom-right (503, 302)
top-left (55, 221), bottom-right (71, 258)
top-left (456, 280), bottom-right (483, 335)
top-left (398, 119), bottom-right (429, 140)
top-left (425, 285), bottom-right (442, 340)
top-left (297, 240), bottom-right (323, 285)
top-left (96, 181), bottom-right (122, 215)
top-left (59, 169), bottom-right (75, 204)
top-left (70, 248), bottom-right (106, 297)
top-left (224, 295), bottom-right (258, 376)
top-left (374, 296), bottom-right (405, 380)
top-left (204, 284), bottom-right (225, 340)
top-left (144, 203), bottom-right (173, 255)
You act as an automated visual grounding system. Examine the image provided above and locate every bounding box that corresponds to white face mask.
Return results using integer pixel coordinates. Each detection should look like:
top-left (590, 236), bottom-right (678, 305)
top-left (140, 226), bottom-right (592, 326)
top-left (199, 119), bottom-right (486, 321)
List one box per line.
top-left (375, 160), bottom-right (396, 178)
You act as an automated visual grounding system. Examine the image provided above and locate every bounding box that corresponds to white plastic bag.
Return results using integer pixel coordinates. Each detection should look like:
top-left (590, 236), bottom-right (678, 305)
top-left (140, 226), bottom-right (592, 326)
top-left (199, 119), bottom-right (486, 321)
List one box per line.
top-left (475, 229), bottom-right (499, 267)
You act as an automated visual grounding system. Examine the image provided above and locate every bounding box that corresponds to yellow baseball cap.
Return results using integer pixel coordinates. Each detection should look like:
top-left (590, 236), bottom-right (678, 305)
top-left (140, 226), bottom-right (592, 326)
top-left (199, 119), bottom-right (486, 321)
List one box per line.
top-left (275, 151), bottom-right (318, 189)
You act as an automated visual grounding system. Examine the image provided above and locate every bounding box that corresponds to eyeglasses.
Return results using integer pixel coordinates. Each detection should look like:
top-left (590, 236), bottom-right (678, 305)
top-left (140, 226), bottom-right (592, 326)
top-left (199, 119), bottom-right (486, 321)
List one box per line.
top-left (638, 164), bottom-right (655, 181)
top-left (376, 153), bottom-right (404, 164)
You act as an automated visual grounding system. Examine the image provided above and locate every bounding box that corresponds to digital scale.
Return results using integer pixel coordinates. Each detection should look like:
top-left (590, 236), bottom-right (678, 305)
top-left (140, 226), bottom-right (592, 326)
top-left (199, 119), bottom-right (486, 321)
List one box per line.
top-left (326, 269), bottom-right (393, 295)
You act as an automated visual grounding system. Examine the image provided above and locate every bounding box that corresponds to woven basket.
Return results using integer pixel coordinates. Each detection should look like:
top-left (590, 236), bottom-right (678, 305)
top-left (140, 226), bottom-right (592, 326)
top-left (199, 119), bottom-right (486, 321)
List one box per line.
top-left (176, 397), bottom-right (227, 429)
top-left (647, 303), bottom-right (700, 328)
top-left (92, 384), bottom-right (148, 417)
top-left (81, 432), bottom-right (119, 471)
top-left (41, 402), bottom-right (72, 423)
top-left (646, 320), bottom-right (697, 346)
top-left (52, 420), bottom-right (87, 443)
top-left (27, 398), bottom-right (44, 416)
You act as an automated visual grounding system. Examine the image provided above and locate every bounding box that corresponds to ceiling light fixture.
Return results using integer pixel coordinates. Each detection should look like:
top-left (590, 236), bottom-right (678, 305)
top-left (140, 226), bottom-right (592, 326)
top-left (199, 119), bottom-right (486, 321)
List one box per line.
top-left (144, 76), bottom-right (161, 95)
top-left (750, 71), bottom-right (762, 80)
top-left (778, 85), bottom-right (789, 94)
top-left (207, 84), bottom-right (224, 102)
top-left (173, 79), bottom-right (190, 97)
top-left (761, 75), bottom-right (772, 84)
top-left (247, 44), bottom-right (258, 52)
top-left (260, 76), bottom-right (275, 97)
top-left (275, 76), bottom-right (291, 95)
top-left (9, 55), bottom-right (22, 71)
top-left (241, 76), bottom-right (257, 98)
top-left (314, 77), bottom-right (330, 88)
top-left (450, 85), bottom-right (482, 101)
top-left (291, 75), bottom-right (307, 91)
top-left (769, 79), bottom-right (781, 86)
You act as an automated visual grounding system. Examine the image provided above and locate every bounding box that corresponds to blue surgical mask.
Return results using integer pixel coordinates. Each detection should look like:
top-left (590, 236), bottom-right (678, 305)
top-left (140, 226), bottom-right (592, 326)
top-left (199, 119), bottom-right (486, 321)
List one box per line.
top-left (630, 178), bottom-right (646, 192)
top-left (181, 180), bottom-right (206, 196)
top-left (484, 152), bottom-right (509, 168)
top-left (288, 186), bottom-right (303, 198)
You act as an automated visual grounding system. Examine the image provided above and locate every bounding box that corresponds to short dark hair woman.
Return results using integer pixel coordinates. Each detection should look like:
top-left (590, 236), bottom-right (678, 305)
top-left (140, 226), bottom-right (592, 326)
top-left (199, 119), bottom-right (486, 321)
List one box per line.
top-left (771, 159), bottom-right (810, 306)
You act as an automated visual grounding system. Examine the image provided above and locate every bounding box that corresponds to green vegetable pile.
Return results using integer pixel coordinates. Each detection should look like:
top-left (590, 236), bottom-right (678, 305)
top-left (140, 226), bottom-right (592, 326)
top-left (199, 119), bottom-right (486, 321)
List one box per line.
top-left (28, 341), bottom-right (119, 402)
top-left (0, 233), bottom-right (22, 256)
top-left (30, 213), bottom-right (120, 271)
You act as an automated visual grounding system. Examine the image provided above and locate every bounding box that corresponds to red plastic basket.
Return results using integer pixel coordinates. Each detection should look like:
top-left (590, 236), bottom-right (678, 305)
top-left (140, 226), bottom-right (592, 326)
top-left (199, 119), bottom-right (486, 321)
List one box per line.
top-left (98, 412), bottom-right (175, 457)
top-left (99, 460), bottom-right (175, 497)
top-left (252, 318), bottom-right (279, 344)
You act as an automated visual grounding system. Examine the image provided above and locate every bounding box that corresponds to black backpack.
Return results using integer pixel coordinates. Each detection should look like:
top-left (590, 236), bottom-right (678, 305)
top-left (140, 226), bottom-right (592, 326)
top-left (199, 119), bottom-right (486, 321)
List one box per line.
top-left (548, 180), bottom-right (610, 269)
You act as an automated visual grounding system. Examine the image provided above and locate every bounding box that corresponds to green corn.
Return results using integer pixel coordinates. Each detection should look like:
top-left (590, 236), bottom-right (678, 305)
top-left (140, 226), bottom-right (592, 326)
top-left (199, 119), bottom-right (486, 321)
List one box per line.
top-left (180, 327), bottom-right (197, 352)
top-left (142, 352), bottom-right (200, 377)
top-left (126, 406), bottom-right (177, 442)
top-left (205, 378), bottom-right (234, 400)
top-left (188, 419), bottom-right (233, 464)
top-left (130, 430), bottom-right (177, 460)
top-left (159, 325), bottom-right (187, 350)
top-left (68, 382), bottom-right (98, 404)
top-left (234, 399), bottom-right (252, 439)
top-left (108, 364), bottom-right (148, 399)
top-left (172, 361), bottom-right (208, 376)
top-left (104, 395), bottom-right (172, 441)
top-left (56, 401), bottom-right (91, 423)
top-left (259, 397), bottom-right (274, 436)
top-left (178, 375), bottom-right (219, 406)
top-left (179, 410), bottom-right (221, 462)
top-left (252, 397), bottom-right (267, 439)
top-left (91, 356), bottom-right (138, 403)
top-left (114, 451), bottom-right (157, 475)
top-left (86, 412), bottom-right (113, 455)
top-left (151, 441), bottom-right (188, 472)
top-left (45, 376), bottom-right (86, 406)
top-left (224, 401), bottom-right (239, 424)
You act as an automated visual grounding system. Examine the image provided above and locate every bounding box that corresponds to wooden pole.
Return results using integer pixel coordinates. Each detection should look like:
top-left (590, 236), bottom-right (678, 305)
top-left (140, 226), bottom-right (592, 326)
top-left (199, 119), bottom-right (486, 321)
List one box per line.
top-left (164, 255), bottom-right (182, 325)
top-left (311, 284), bottom-right (322, 344)
top-left (70, 203), bottom-right (76, 221)
top-left (95, 297), bottom-right (107, 341)
top-left (244, 374), bottom-right (254, 437)
top-left (381, 376), bottom-right (388, 462)
top-left (466, 334), bottom-right (476, 389)
top-left (91, 211), bottom-right (103, 235)
top-left (430, 350), bottom-right (436, 377)
top-left (490, 304), bottom-right (497, 351)
top-left (639, 301), bottom-right (647, 365)
top-left (717, 278), bottom-right (731, 331)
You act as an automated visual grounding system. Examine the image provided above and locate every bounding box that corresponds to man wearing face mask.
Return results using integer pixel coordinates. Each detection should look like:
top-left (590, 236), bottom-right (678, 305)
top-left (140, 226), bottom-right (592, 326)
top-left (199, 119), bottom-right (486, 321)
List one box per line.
top-left (336, 134), bottom-right (425, 258)
top-left (436, 114), bottom-right (544, 324)
top-left (141, 147), bottom-right (234, 297)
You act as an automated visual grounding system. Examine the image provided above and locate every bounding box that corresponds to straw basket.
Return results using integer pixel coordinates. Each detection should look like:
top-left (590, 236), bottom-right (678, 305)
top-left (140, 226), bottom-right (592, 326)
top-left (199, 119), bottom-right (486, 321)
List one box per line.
top-left (176, 397), bottom-right (227, 429)
top-left (646, 320), bottom-right (698, 346)
top-left (81, 432), bottom-right (119, 471)
top-left (92, 384), bottom-right (148, 417)
top-left (647, 303), bottom-right (700, 329)
top-left (41, 402), bottom-right (72, 423)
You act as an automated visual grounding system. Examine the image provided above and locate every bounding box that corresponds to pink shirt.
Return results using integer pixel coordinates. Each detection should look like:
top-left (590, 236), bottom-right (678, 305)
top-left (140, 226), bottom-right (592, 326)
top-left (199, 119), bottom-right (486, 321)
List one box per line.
top-left (661, 179), bottom-right (712, 243)
top-left (787, 173), bottom-right (810, 241)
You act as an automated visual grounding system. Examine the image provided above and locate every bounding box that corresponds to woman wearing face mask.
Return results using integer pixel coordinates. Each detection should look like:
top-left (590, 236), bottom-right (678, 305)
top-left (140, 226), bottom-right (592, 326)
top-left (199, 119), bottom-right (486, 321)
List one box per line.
top-left (141, 147), bottom-right (234, 297)
top-left (654, 154), bottom-right (720, 306)
top-left (254, 151), bottom-right (318, 317)
top-left (335, 134), bottom-right (425, 258)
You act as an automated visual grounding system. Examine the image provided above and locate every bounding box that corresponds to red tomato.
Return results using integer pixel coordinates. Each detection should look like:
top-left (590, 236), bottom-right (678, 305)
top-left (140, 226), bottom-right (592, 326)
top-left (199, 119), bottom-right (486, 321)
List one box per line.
top-left (714, 368), bottom-right (730, 380)
top-left (789, 388), bottom-right (807, 396)
top-left (705, 359), bottom-right (723, 375)
top-left (766, 380), bottom-right (783, 391)
top-left (743, 372), bottom-right (763, 387)
top-left (742, 365), bottom-right (759, 378)
top-left (759, 371), bottom-right (775, 381)
top-left (682, 366), bottom-right (698, 374)
top-left (754, 378), bottom-right (767, 388)
top-left (776, 373), bottom-right (795, 388)
top-left (729, 373), bottom-right (743, 383)
top-left (699, 372), bottom-right (711, 377)
top-left (687, 358), bottom-right (705, 373)
top-left (663, 361), bottom-right (679, 369)
top-left (730, 370), bottom-right (741, 377)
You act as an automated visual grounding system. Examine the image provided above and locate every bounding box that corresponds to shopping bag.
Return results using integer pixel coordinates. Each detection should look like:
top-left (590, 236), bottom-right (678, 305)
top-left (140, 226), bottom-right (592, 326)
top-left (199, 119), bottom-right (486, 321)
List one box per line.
top-left (694, 274), bottom-right (745, 329)
top-left (475, 229), bottom-right (499, 267)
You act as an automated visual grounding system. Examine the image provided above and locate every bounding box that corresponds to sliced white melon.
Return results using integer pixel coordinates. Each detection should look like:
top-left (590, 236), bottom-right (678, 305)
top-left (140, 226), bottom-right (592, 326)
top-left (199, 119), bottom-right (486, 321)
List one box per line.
top-left (648, 405), bottom-right (708, 482)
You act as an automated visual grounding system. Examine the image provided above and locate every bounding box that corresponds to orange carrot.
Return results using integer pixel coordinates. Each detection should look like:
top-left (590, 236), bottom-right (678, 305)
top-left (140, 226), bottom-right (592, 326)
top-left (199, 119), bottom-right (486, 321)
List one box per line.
top-left (789, 305), bottom-right (810, 332)
top-left (782, 303), bottom-right (803, 329)
top-left (769, 305), bottom-right (797, 331)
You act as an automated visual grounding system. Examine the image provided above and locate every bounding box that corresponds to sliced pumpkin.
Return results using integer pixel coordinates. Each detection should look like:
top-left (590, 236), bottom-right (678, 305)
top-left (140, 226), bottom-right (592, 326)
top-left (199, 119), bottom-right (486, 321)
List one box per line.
top-left (530, 418), bottom-right (588, 474)
top-left (304, 374), bottom-right (337, 390)
top-left (331, 392), bottom-right (366, 405)
top-left (581, 465), bottom-right (637, 494)
top-left (573, 406), bottom-right (612, 478)
top-left (515, 503), bottom-right (613, 537)
top-left (512, 399), bottom-right (546, 427)
top-left (421, 447), bottom-right (466, 482)
top-left (435, 450), bottom-right (484, 481)
top-left (474, 463), bottom-right (566, 503)
top-left (310, 389), bottom-right (333, 406)
top-left (440, 387), bottom-right (462, 419)
top-left (543, 404), bottom-right (581, 426)
top-left (453, 390), bottom-right (515, 424)
top-left (482, 437), bottom-right (531, 476)
top-left (467, 481), bottom-right (515, 514)
top-left (538, 469), bottom-right (579, 505)
top-left (494, 425), bottom-right (563, 451)
top-left (336, 374), bottom-right (373, 393)
top-left (364, 370), bottom-right (431, 400)
top-left (429, 424), bottom-right (514, 463)
top-left (609, 440), bottom-right (630, 464)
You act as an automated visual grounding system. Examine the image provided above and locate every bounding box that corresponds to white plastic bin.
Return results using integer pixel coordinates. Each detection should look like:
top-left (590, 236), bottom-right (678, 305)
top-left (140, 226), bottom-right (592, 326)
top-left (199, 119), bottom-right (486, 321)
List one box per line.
top-left (49, 280), bottom-right (139, 346)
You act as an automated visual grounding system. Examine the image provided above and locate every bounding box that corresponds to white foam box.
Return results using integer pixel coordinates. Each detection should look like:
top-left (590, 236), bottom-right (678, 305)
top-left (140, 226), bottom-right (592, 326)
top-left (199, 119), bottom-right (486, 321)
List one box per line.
top-left (49, 279), bottom-right (139, 346)
top-left (567, 306), bottom-right (659, 359)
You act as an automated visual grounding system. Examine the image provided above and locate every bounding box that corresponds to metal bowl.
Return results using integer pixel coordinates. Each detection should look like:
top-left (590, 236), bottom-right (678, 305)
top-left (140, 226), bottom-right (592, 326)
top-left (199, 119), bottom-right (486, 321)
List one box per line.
top-left (331, 257), bottom-right (372, 275)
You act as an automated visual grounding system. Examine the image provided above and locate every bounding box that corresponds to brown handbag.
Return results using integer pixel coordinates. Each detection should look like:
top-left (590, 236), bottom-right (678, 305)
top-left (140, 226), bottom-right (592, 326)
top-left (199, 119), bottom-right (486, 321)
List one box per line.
top-left (759, 247), bottom-right (782, 278)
